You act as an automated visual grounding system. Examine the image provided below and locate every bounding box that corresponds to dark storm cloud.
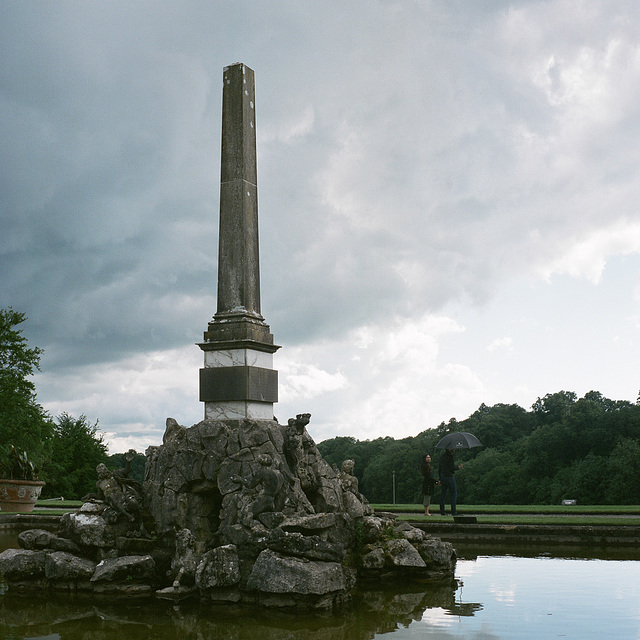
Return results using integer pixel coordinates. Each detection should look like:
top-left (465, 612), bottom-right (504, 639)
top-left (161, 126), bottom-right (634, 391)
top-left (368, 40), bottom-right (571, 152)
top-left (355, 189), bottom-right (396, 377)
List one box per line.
top-left (3, 1), bottom-right (640, 449)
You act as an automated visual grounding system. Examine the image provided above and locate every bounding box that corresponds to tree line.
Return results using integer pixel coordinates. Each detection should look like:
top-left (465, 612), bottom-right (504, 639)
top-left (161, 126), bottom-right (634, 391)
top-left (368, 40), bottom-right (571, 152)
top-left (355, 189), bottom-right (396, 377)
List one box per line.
top-left (4, 307), bottom-right (640, 504)
top-left (0, 308), bottom-right (143, 499)
top-left (318, 390), bottom-right (640, 505)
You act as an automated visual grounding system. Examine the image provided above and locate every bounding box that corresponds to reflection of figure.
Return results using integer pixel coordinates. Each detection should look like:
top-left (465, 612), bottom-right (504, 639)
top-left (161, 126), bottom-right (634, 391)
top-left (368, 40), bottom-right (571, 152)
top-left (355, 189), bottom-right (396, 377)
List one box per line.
top-left (420, 454), bottom-right (436, 516)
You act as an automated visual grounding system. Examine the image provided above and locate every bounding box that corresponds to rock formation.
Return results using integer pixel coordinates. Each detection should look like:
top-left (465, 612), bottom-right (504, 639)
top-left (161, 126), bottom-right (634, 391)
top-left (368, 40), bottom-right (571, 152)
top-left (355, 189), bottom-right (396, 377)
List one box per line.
top-left (0, 415), bottom-right (456, 610)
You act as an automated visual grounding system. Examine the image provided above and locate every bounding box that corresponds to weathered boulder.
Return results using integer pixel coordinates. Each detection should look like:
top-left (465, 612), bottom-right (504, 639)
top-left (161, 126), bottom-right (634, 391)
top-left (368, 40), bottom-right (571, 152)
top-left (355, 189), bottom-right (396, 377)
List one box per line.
top-left (45, 551), bottom-right (96, 581)
top-left (360, 515), bottom-right (390, 544)
top-left (265, 530), bottom-right (345, 562)
top-left (414, 537), bottom-right (457, 575)
top-left (61, 505), bottom-right (112, 549)
top-left (361, 546), bottom-right (385, 569)
top-left (246, 549), bottom-right (347, 596)
top-left (195, 544), bottom-right (241, 589)
top-left (385, 538), bottom-right (426, 568)
top-left (393, 521), bottom-right (427, 543)
top-left (280, 512), bottom-right (337, 534)
top-left (342, 491), bottom-right (366, 518)
top-left (90, 555), bottom-right (155, 584)
top-left (360, 538), bottom-right (427, 572)
top-left (355, 515), bottom-right (456, 582)
top-left (0, 548), bottom-right (46, 580)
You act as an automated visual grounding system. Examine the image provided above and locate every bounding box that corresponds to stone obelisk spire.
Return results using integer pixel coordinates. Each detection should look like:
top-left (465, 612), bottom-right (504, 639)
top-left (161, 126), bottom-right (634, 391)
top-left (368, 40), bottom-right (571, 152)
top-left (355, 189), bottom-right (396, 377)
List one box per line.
top-left (198, 63), bottom-right (279, 421)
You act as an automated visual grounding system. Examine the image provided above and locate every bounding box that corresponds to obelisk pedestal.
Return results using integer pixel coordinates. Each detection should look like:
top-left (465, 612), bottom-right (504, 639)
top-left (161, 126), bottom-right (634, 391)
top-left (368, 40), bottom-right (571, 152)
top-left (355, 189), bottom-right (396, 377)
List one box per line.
top-left (198, 63), bottom-right (279, 421)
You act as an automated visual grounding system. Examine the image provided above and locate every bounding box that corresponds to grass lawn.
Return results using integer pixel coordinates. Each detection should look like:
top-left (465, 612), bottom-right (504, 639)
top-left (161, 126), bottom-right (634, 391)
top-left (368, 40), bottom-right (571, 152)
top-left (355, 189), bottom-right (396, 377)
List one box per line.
top-left (0, 499), bottom-right (84, 515)
top-left (372, 504), bottom-right (640, 526)
top-left (37, 499), bottom-right (83, 508)
top-left (395, 514), bottom-right (640, 526)
top-left (373, 503), bottom-right (640, 514)
top-left (4, 502), bottom-right (638, 525)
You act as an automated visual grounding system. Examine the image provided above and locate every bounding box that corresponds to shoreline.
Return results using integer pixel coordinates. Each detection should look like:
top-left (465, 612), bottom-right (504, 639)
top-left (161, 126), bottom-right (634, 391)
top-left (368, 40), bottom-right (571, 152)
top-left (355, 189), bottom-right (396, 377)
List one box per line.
top-left (3, 512), bottom-right (639, 554)
top-left (412, 520), bottom-right (640, 548)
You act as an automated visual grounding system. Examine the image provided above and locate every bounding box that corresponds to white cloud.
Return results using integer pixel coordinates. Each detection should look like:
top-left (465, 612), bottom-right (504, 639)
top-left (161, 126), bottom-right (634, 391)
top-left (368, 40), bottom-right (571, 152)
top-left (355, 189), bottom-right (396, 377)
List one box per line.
top-left (276, 314), bottom-right (481, 441)
top-left (278, 357), bottom-right (348, 401)
top-left (38, 347), bottom-right (203, 453)
top-left (538, 220), bottom-right (640, 283)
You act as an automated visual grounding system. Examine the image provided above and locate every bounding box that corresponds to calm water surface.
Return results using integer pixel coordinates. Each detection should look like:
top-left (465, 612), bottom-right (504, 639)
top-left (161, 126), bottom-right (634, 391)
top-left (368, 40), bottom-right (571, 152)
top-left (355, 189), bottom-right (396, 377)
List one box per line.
top-left (1, 532), bottom-right (639, 640)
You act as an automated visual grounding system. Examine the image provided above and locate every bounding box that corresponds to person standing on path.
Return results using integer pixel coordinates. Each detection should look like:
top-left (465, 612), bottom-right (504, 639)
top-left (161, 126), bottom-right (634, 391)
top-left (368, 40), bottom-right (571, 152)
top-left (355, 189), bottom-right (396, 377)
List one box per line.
top-left (439, 449), bottom-right (462, 516)
top-left (420, 454), bottom-right (436, 516)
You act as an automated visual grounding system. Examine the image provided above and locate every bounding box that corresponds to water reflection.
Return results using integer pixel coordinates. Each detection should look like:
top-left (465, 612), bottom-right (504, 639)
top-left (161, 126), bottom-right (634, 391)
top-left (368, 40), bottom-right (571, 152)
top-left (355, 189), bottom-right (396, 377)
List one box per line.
top-left (0, 582), bottom-right (468, 640)
top-left (414, 556), bottom-right (640, 640)
top-left (3, 534), bottom-right (640, 639)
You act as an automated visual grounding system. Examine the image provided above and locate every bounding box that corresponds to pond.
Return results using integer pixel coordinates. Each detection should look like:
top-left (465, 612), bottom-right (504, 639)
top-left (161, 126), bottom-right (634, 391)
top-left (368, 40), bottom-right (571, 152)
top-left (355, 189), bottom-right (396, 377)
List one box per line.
top-left (2, 534), bottom-right (640, 639)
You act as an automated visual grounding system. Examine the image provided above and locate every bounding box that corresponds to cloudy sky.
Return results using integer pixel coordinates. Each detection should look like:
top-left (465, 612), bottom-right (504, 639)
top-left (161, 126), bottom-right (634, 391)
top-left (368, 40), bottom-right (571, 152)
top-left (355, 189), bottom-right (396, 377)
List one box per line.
top-left (3, 1), bottom-right (640, 453)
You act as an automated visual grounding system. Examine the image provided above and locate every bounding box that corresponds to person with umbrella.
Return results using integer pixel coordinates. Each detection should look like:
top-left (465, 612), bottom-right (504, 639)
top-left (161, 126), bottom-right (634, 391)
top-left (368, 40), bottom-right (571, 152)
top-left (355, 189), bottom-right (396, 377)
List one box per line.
top-left (435, 432), bottom-right (482, 517)
top-left (438, 449), bottom-right (462, 516)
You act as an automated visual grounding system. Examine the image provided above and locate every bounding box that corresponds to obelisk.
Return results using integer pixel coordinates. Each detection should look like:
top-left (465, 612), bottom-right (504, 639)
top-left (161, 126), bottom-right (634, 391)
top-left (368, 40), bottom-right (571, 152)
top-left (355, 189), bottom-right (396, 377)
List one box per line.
top-left (198, 63), bottom-right (279, 421)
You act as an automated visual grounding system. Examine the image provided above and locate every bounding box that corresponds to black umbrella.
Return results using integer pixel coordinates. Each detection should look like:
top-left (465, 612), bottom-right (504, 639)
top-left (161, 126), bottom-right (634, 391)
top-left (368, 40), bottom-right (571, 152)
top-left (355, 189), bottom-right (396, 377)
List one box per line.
top-left (435, 432), bottom-right (483, 449)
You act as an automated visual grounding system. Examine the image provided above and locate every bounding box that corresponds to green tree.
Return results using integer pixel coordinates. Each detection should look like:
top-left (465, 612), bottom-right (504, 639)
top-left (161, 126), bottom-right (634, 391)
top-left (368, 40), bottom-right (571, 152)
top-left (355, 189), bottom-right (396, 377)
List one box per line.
top-left (0, 308), bottom-right (53, 470)
top-left (532, 391), bottom-right (577, 426)
top-left (604, 438), bottom-right (640, 504)
top-left (316, 390), bottom-right (640, 507)
top-left (561, 453), bottom-right (607, 504)
top-left (43, 413), bottom-right (108, 499)
top-left (464, 403), bottom-right (534, 450)
top-left (458, 448), bottom-right (529, 504)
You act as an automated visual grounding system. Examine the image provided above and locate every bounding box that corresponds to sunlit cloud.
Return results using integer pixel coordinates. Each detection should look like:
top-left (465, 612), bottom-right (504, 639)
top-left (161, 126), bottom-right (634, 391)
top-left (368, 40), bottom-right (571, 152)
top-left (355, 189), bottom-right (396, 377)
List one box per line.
top-left (537, 220), bottom-right (640, 283)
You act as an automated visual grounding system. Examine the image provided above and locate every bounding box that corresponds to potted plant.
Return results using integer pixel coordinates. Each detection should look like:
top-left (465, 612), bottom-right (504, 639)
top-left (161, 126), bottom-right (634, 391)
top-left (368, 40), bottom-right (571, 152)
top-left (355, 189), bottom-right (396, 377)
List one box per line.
top-left (0, 445), bottom-right (46, 513)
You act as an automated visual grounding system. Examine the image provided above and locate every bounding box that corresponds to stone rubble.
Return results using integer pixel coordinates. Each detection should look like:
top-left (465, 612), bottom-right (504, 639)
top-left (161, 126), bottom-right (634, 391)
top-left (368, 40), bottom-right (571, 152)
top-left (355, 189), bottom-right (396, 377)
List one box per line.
top-left (0, 415), bottom-right (456, 609)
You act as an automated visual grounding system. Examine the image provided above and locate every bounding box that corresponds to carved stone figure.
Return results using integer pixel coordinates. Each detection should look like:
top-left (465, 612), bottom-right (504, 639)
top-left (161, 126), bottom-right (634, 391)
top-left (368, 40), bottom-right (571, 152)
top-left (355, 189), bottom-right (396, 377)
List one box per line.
top-left (339, 459), bottom-right (360, 494)
top-left (339, 458), bottom-right (373, 518)
top-left (88, 451), bottom-right (147, 536)
top-left (284, 413), bottom-right (314, 491)
top-left (18, 529), bottom-right (81, 554)
top-left (245, 454), bottom-right (286, 520)
top-left (171, 528), bottom-right (197, 588)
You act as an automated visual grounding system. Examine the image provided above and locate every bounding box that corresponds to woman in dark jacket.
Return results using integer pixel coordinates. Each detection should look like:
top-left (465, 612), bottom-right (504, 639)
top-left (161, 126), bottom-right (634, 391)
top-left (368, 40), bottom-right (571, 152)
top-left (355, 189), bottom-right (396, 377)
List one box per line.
top-left (420, 454), bottom-right (436, 516)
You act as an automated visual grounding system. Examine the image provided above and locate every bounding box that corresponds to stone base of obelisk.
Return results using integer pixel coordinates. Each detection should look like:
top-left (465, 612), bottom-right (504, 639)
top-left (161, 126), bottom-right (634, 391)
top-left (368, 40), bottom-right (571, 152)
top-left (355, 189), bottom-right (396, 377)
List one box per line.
top-left (204, 400), bottom-right (274, 420)
top-left (198, 313), bottom-right (280, 421)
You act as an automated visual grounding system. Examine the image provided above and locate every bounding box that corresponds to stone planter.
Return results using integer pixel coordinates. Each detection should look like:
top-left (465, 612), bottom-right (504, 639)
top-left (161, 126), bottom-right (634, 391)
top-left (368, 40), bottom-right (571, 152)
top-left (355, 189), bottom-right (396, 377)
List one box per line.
top-left (0, 479), bottom-right (45, 513)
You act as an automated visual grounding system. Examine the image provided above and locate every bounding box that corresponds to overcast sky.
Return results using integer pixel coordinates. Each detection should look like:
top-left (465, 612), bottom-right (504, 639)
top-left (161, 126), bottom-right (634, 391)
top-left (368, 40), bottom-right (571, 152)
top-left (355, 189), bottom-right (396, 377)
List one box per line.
top-left (3, 1), bottom-right (640, 453)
